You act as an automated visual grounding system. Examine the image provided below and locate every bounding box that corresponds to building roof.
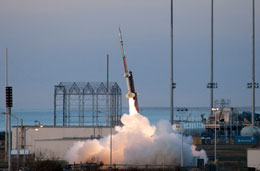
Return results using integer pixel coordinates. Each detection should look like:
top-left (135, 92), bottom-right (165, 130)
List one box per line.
top-left (55, 82), bottom-right (121, 95)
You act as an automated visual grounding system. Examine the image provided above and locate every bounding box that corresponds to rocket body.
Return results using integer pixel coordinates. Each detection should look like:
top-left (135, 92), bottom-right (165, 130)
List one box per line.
top-left (118, 27), bottom-right (139, 112)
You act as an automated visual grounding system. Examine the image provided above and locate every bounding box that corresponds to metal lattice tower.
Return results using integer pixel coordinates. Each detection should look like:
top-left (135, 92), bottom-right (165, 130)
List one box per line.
top-left (54, 82), bottom-right (122, 126)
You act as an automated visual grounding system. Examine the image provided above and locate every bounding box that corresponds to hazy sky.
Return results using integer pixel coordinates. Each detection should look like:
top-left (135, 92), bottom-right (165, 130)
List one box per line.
top-left (0, 0), bottom-right (259, 110)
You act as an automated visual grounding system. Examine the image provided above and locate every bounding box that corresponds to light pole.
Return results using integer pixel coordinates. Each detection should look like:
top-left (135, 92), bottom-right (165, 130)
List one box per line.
top-left (212, 107), bottom-right (219, 165)
top-left (1, 112), bottom-right (20, 170)
top-left (23, 125), bottom-right (29, 169)
top-left (110, 111), bottom-right (113, 169)
top-left (11, 114), bottom-right (20, 170)
top-left (207, 0), bottom-right (218, 127)
top-left (170, 0), bottom-right (177, 125)
top-left (5, 48), bottom-right (8, 162)
top-left (5, 86), bottom-right (13, 171)
top-left (247, 0), bottom-right (259, 127)
top-left (22, 120), bottom-right (43, 168)
top-left (177, 108), bottom-right (188, 167)
top-left (34, 120), bottom-right (43, 130)
top-left (106, 54), bottom-right (113, 168)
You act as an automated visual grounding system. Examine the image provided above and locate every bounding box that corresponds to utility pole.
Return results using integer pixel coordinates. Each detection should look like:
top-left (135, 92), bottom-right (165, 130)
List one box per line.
top-left (210, 0), bottom-right (214, 117)
top-left (181, 112), bottom-right (183, 167)
top-left (207, 0), bottom-right (218, 117)
top-left (252, 0), bottom-right (255, 127)
top-left (6, 86), bottom-right (13, 171)
top-left (212, 108), bottom-right (219, 166)
top-left (106, 54), bottom-right (109, 126)
top-left (206, 1), bottom-right (218, 168)
top-left (5, 48), bottom-right (13, 171)
top-left (107, 54), bottom-right (113, 168)
top-left (170, 0), bottom-right (176, 125)
top-left (177, 108), bottom-right (188, 167)
top-left (251, 0), bottom-right (259, 126)
top-left (5, 48), bottom-right (8, 162)
top-left (247, 0), bottom-right (259, 126)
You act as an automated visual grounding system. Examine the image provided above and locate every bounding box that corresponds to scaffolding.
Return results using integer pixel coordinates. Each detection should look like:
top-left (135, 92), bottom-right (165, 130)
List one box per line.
top-left (54, 82), bottom-right (122, 126)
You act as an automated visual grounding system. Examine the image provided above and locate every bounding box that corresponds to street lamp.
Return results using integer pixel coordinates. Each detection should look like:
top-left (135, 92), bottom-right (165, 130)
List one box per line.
top-left (34, 120), bottom-right (43, 128)
top-left (212, 107), bottom-right (219, 165)
top-left (177, 108), bottom-right (188, 167)
top-left (22, 120), bottom-right (43, 168)
top-left (34, 120), bottom-right (43, 131)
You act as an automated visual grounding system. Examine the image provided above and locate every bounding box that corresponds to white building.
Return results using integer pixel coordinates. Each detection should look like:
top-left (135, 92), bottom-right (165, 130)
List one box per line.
top-left (12, 126), bottom-right (115, 160)
top-left (247, 149), bottom-right (260, 170)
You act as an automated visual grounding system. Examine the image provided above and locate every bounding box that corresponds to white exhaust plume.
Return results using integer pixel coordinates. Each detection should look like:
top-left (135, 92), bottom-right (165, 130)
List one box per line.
top-left (65, 98), bottom-right (208, 166)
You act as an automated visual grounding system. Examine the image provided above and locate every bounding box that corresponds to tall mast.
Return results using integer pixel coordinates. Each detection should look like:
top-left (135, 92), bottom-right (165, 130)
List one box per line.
top-left (210, 0), bottom-right (214, 117)
top-left (170, 0), bottom-right (176, 125)
top-left (5, 48), bottom-right (8, 162)
top-left (106, 54), bottom-right (109, 126)
top-left (251, 0), bottom-right (256, 126)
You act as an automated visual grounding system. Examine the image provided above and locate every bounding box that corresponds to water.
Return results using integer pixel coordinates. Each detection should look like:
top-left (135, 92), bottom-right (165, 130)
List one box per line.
top-left (0, 107), bottom-right (259, 131)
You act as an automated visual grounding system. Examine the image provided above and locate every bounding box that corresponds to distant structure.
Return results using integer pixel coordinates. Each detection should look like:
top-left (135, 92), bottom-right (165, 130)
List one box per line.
top-left (54, 82), bottom-right (122, 126)
top-left (205, 99), bottom-right (240, 143)
top-left (214, 99), bottom-right (231, 108)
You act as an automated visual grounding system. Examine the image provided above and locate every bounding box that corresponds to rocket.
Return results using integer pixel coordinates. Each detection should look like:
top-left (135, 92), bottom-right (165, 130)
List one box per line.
top-left (118, 27), bottom-right (139, 112)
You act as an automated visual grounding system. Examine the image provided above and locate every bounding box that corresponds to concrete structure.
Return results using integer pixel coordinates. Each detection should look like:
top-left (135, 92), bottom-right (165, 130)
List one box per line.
top-left (12, 126), bottom-right (115, 160)
top-left (247, 149), bottom-right (260, 169)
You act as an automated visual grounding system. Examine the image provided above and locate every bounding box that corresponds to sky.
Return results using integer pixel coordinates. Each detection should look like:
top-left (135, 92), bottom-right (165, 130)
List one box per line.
top-left (0, 0), bottom-right (259, 110)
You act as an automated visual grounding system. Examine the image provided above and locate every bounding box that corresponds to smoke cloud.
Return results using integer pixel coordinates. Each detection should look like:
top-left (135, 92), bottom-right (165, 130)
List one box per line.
top-left (65, 98), bottom-right (208, 166)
